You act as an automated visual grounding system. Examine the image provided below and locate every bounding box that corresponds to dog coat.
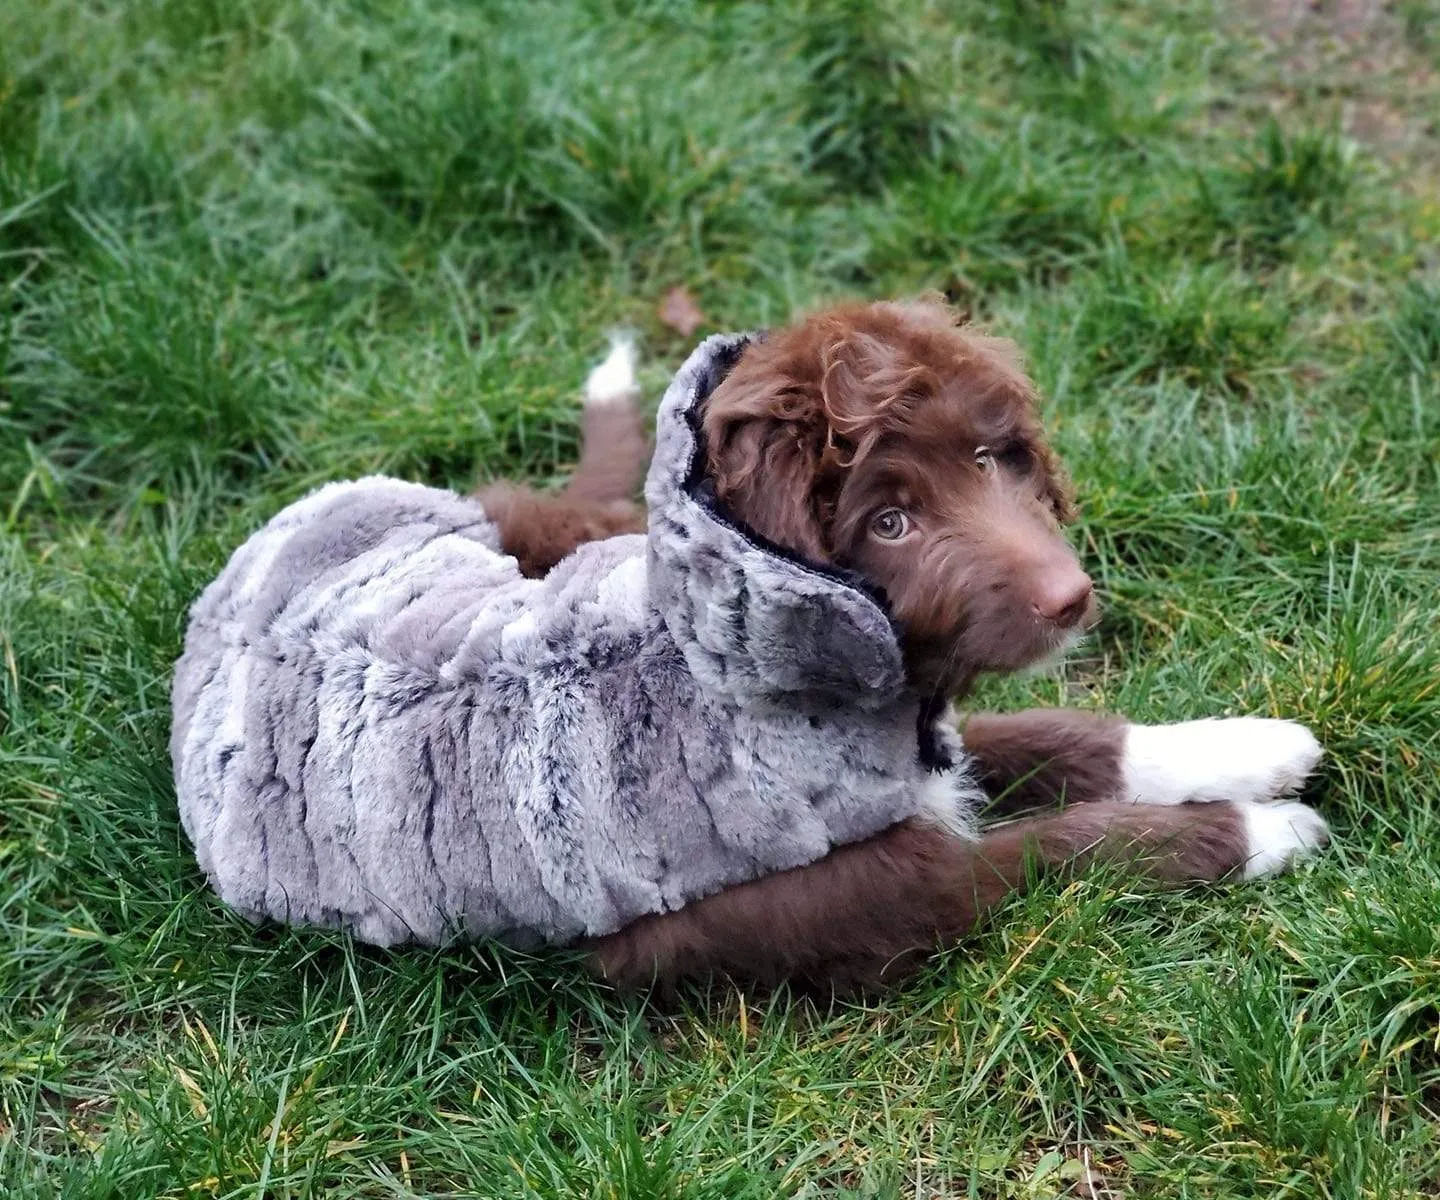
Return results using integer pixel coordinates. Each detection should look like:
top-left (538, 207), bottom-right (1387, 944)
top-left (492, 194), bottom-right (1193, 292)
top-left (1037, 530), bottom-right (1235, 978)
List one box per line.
top-left (170, 333), bottom-right (981, 947)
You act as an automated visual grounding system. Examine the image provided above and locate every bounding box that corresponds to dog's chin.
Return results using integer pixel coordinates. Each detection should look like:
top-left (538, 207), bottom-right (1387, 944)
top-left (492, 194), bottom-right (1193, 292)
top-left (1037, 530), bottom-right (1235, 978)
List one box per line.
top-left (915, 619), bottom-right (1092, 696)
top-left (986, 643), bottom-right (1077, 680)
top-left (1011, 623), bottom-right (1092, 678)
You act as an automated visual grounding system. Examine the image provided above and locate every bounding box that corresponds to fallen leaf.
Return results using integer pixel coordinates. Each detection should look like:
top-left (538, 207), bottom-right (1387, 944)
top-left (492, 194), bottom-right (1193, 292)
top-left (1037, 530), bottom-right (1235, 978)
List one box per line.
top-left (658, 286), bottom-right (705, 336)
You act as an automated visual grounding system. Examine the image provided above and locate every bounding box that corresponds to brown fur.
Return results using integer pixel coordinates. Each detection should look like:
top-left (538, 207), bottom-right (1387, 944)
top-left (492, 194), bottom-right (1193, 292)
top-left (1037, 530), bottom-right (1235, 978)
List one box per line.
top-left (477, 391), bottom-right (648, 577)
top-left (590, 802), bottom-right (1252, 994)
top-left (701, 301), bottom-right (1091, 696)
top-left (961, 709), bottom-right (1128, 816)
top-left (480, 302), bottom-right (1253, 993)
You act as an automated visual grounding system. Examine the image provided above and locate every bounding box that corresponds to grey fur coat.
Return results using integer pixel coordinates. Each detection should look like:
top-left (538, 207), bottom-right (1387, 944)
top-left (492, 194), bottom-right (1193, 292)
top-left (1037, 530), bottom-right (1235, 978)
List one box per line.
top-left (171, 334), bottom-right (981, 947)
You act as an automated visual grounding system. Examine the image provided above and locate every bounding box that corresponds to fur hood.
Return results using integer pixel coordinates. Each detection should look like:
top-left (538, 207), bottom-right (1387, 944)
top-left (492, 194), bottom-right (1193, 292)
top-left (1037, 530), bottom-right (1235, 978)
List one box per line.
top-left (645, 332), bottom-right (908, 712)
top-left (171, 335), bottom-right (978, 948)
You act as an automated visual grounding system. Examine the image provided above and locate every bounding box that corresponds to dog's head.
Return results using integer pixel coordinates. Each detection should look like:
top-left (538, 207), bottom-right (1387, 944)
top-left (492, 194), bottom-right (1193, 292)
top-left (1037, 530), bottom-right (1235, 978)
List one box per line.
top-left (702, 300), bottom-right (1096, 698)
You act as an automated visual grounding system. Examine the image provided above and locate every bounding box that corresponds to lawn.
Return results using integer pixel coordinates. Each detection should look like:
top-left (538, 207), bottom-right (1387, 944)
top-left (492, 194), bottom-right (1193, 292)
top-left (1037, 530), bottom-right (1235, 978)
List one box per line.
top-left (3, 0), bottom-right (1439, 1195)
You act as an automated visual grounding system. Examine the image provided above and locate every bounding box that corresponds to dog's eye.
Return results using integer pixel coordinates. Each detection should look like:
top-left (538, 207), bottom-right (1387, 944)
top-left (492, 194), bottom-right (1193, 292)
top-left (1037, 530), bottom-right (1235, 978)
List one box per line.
top-left (997, 443), bottom-right (1032, 472)
top-left (870, 508), bottom-right (911, 540)
top-left (977, 443), bottom-right (1031, 474)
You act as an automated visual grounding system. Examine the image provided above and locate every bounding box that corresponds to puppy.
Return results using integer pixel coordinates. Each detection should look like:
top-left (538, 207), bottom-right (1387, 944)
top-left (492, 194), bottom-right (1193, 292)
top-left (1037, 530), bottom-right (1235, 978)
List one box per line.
top-left (482, 300), bottom-right (1327, 991)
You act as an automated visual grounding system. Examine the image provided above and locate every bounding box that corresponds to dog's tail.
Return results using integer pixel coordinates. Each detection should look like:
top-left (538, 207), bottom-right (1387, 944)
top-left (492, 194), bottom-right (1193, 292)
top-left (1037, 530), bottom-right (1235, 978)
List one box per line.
top-left (585, 336), bottom-right (639, 409)
top-left (565, 335), bottom-right (649, 505)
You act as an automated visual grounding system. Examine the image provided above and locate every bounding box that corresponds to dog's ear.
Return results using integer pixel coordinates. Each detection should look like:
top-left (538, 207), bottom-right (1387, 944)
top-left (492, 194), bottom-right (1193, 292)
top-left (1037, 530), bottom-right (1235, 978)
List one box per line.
top-left (1039, 450), bottom-right (1077, 524)
top-left (818, 331), bottom-right (934, 456)
top-left (704, 319), bottom-right (936, 561)
top-left (705, 390), bottom-right (833, 561)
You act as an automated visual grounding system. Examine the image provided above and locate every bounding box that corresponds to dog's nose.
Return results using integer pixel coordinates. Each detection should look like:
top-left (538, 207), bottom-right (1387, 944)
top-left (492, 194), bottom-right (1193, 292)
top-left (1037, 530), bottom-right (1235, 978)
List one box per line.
top-left (1033, 567), bottom-right (1093, 629)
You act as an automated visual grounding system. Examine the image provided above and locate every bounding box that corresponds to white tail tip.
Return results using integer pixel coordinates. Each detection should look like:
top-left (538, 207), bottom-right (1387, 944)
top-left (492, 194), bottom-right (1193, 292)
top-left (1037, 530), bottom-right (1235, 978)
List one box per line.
top-left (585, 336), bottom-right (638, 408)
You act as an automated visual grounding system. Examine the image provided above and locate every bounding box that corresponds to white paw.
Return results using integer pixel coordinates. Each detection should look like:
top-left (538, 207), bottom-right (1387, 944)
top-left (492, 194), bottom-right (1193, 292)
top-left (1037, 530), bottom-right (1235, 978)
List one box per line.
top-left (585, 335), bottom-right (638, 408)
top-left (1121, 718), bottom-right (1322, 806)
top-left (1237, 799), bottom-right (1330, 880)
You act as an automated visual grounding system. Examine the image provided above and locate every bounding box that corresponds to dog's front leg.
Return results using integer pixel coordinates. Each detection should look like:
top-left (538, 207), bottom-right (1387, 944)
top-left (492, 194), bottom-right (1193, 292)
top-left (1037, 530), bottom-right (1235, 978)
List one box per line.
top-left (586, 798), bottom-right (1324, 994)
top-left (962, 710), bottom-right (1324, 813)
top-left (1114, 716), bottom-right (1323, 805)
top-left (960, 709), bottom-right (1128, 814)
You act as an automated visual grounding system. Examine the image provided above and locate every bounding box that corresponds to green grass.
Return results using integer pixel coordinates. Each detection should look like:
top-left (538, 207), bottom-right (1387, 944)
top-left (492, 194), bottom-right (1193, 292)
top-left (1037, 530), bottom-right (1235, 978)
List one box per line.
top-left (3, 0), bottom-right (1438, 1195)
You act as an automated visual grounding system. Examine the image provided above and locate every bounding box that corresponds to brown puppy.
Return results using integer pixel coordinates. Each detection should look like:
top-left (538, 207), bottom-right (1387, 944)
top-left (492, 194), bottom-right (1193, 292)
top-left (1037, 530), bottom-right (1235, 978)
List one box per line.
top-left (701, 301), bottom-right (1091, 696)
top-left (483, 301), bottom-right (1327, 992)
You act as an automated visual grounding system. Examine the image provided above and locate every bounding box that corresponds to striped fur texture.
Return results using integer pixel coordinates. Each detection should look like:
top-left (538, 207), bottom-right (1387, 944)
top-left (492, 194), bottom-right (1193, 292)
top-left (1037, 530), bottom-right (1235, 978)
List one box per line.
top-left (170, 335), bottom-right (982, 948)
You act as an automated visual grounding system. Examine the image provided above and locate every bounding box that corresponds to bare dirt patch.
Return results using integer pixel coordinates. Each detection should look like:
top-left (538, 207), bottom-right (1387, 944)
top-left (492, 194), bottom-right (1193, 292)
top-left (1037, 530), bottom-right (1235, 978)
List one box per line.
top-left (1246, 0), bottom-right (1439, 168)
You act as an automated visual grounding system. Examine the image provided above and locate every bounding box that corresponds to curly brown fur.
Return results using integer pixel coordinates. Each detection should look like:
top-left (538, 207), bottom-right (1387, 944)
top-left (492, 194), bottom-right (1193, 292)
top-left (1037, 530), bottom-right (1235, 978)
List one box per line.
top-left (701, 300), bottom-right (1092, 697)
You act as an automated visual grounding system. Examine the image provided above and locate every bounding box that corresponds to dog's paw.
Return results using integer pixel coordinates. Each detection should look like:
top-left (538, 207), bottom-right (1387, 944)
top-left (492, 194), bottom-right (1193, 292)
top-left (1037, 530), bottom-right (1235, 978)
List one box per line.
top-left (1235, 799), bottom-right (1330, 880)
top-left (1121, 717), bottom-right (1322, 806)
